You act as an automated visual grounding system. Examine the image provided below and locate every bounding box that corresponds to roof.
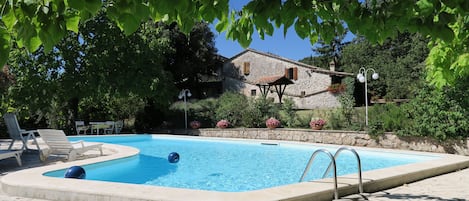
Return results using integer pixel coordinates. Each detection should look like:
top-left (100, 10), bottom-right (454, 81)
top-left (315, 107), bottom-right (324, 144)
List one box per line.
top-left (228, 48), bottom-right (353, 77)
top-left (255, 75), bottom-right (294, 85)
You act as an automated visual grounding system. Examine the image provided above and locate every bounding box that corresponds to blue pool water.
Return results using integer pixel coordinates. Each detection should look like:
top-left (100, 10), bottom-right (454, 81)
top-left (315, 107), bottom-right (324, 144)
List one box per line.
top-left (45, 135), bottom-right (437, 192)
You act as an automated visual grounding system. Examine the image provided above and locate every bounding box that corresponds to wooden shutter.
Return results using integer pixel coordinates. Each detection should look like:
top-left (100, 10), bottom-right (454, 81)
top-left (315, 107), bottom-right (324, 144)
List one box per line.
top-left (293, 67), bottom-right (298, 80)
top-left (285, 68), bottom-right (289, 78)
top-left (243, 62), bottom-right (250, 75)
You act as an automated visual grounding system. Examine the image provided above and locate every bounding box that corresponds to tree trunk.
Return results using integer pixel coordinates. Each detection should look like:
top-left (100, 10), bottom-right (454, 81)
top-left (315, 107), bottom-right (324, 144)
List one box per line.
top-left (67, 97), bottom-right (79, 135)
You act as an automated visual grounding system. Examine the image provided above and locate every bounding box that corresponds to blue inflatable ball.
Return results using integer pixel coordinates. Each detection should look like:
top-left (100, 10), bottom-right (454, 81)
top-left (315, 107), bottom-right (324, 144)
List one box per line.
top-left (168, 152), bottom-right (180, 163)
top-left (64, 166), bottom-right (86, 179)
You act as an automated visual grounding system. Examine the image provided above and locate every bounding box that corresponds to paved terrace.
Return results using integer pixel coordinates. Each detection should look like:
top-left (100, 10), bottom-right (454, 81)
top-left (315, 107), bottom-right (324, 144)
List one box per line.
top-left (1, 138), bottom-right (469, 201)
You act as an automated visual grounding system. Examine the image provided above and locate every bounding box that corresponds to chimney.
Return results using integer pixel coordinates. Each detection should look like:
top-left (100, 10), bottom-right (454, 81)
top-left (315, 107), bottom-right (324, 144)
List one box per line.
top-left (329, 61), bottom-right (335, 72)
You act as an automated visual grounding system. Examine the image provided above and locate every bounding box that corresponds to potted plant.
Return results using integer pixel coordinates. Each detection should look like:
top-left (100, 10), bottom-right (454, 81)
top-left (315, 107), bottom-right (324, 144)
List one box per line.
top-left (190, 120), bottom-right (201, 129)
top-left (309, 118), bottom-right (326, 130)
top-left (265, 117), bottom-right (281, 129)
top-left (216, 119), bottom-right (230, 129)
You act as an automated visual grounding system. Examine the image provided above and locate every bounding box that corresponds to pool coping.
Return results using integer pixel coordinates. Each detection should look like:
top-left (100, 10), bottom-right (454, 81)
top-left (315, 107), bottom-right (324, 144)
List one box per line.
top-left (2, 135), bottom-right (469, 201)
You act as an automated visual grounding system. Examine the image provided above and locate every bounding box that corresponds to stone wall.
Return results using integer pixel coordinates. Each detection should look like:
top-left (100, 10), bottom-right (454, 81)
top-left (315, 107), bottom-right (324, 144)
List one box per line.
top-left (188, 128), bottom-right (469, 155)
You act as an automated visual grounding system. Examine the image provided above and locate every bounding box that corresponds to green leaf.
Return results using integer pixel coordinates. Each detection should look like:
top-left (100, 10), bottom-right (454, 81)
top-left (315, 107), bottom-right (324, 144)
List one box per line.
top-left (0, 28), bottom-right (11, 67)
top-left (23, 0), bottom-right (36, 5)
top-left (83, 0), bottom-right (102, 14)
top-left (215, 18), bottom-right (228, 32)
top-left (309, 33), bottom-right (318, 45)
top-left (118, 14), bottom-right (140, 36)
top-left (66, 0), bottom-right (85, 10)
top-left (435, 25), bottom-right (455, 42)
top-left (17, 22), bottom-right (42, 52)
top-left (64, 12), bottom-right (80, 33)
top-left (38, 21), bottom-right (65, 52)
top-left (79, 10), bottom-right (94, 22)
top-left (294, 18), bottom-right (309, 39)
top-left (134, 2), bottom-right (150, 22)
top-left (416, 0), bottom-right (434, 16)
top-left (2, 9), bottom-right (17, 31)
top-left (148, 0), bottom-right (173, 21)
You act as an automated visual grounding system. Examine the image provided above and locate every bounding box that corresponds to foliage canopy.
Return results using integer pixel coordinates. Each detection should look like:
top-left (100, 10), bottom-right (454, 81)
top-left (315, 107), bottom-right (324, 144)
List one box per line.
top-left (1, 0), bottom-right (468, 87)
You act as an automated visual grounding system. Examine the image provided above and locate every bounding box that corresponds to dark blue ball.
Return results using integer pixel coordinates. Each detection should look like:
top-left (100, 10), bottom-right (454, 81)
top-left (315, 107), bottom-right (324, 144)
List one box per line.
top-left (168, 152), bottom-right (180, 163)
top-left (64, 166), bottom-right (86, 179)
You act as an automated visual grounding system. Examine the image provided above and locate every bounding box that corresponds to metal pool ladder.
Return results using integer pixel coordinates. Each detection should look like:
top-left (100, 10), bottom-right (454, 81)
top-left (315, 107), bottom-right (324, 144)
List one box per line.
top-left (299, 147), bottom-right (363, 200)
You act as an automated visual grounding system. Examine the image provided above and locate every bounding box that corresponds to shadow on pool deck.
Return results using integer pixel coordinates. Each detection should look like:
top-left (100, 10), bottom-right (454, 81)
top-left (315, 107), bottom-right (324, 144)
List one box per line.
top-left (0, 139), bottom-right (113, 201)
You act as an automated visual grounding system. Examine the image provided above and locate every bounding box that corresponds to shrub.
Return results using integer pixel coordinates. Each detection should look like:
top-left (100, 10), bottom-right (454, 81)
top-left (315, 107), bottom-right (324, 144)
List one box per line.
top-left (215, 92), bottom-right (248, 127)
top-left (368, 103), bottom-right (409, 135)
top-left (279, 98), bottom-right (298, 128)
top-left (241, 102), bottom-right (263, 127)
top-left (190, 98), bottom-right (218, 127)
top-left (401, 85), bottom-right (469, 140)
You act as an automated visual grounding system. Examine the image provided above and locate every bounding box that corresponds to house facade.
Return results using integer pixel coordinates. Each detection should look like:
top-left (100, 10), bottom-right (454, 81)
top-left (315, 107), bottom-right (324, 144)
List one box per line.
top-left (222, 49), bottom-right (352, 109)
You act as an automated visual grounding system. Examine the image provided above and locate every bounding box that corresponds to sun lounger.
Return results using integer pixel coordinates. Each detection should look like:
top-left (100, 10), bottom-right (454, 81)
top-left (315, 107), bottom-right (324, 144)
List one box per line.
top-left (3, 113), bottom-right (41, 151)
top-left (0, 150), bottom-right (23, 166)
top-left (37, 129), bottom-right (103, 161)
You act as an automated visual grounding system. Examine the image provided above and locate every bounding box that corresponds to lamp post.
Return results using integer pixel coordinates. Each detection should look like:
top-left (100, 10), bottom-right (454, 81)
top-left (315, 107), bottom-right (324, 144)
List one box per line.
top-left (357, 67), bottom-right (379, 126)
top-left (178, 89), bottom-right (192, 129)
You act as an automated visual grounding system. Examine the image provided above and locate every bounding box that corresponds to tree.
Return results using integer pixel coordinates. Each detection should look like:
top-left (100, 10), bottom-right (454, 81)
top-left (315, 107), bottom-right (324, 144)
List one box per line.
top-left (1, 0), bottom-right (468, 87)
top-left (160, 22), bottom-right (220, 91)
top-left (341, 33), bottom-right (429, 101)
top-left (299, 25), bottom-right (349, 71)
top-left (4, 11), bottom-right (175, 131)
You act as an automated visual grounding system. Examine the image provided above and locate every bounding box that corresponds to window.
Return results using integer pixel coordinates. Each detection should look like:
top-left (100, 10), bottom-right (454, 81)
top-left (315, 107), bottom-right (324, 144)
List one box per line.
top-left (285, 67), bottom-right (298, 80)
top-left (301, 91), bottom-right (306, 97)
top-left (243, 62), bottom-right (250, 75)
top-left (251, 89), bottom-right (257, 96)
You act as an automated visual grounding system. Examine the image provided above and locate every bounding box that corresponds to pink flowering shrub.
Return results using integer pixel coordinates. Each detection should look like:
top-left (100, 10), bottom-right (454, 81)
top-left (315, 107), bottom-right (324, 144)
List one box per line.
top-left (310, 118), bottom-right (326, 127)
top-left (216, 119), bottom-right (230, 128)
top-left (265, 117), bottom-right (281, 128)
top-left (190, 120), bottom-right (201, 129)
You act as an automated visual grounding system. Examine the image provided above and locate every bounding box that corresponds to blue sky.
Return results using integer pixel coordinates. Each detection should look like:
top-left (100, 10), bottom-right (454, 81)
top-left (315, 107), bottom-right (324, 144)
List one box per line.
top-left (211, 0), bottom-right (313, 61)
top-left (211, 1), bottom-right (355, 61)
top-left (213, 26), bottom-right (315, 61)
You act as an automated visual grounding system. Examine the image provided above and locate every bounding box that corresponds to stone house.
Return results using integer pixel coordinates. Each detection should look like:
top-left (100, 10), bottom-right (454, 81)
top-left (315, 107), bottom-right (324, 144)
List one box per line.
top-left (222, 49), bottom-right (352, 109)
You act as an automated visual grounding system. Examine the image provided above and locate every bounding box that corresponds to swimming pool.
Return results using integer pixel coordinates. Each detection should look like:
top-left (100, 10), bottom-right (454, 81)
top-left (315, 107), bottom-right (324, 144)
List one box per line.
top-left (45, 135), bottom-right (435, 192)
top-left (3, 134), bottom-right (469, 201)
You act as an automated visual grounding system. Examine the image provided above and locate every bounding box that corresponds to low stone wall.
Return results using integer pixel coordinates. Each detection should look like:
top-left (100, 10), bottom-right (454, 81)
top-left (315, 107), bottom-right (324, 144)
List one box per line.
top-left (188, 128), bottom-right (469, 155)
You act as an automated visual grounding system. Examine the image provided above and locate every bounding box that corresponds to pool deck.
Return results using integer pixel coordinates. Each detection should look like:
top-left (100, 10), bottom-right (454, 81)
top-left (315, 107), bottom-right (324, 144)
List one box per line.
top-left (1, 136), bottom-right (469, 201)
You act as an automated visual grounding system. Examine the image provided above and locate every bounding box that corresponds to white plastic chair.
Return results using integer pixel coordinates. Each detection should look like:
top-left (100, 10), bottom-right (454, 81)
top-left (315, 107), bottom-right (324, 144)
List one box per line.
top-left (75, 121), bottom-right (90, 135)
top-left (103, 121), bottom-right (115, 134)
top-left (114, 120), bottom-right (123, 134)
top-left (3, 113), bottom-right (40, 151)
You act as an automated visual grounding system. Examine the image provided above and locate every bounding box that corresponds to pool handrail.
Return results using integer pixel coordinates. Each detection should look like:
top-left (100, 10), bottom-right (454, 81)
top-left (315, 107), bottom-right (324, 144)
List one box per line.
top-left (322, 146), bottom-right (363, 194)
top-left (299, 148), bottom-right (338, 200)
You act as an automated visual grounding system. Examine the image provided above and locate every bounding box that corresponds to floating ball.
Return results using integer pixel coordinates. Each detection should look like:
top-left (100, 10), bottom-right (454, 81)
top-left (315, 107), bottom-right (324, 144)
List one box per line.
top-left (64, 166), bottom-right (86, 179)
top-left (168, 152), bottom-right (180, 163)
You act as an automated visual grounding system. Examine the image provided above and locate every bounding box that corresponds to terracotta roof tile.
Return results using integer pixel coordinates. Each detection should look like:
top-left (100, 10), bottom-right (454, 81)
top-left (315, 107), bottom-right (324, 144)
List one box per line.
top-left (255, 75), bottom-right (294, 85)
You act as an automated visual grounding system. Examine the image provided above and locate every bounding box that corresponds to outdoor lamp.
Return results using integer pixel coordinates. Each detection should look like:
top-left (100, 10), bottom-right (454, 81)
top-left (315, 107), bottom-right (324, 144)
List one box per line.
top-left (357, 67), bottom-right (378, 127)
top-left (179, 89), bottom-right (191, 130)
